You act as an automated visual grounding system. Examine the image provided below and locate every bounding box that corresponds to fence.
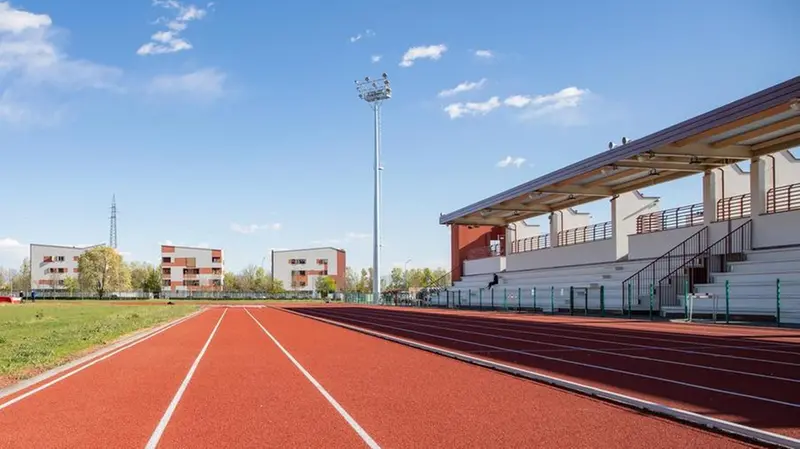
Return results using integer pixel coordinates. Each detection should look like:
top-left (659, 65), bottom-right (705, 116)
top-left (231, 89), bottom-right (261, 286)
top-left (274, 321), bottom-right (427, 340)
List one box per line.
top-left (766, 182), bottom-right (799, 214)
top-left (557, 221), bottom-right (612, 246)
top-left (7, 290), bottom-right (321, 300)
top-left (636, 203), bottom-right (703, 234)
top-left (511, 234), bottom-right (550, 253)
top-left (716, 193), bottom-right (751, 221)
top-left (342, 279), bottom-right (800, 326)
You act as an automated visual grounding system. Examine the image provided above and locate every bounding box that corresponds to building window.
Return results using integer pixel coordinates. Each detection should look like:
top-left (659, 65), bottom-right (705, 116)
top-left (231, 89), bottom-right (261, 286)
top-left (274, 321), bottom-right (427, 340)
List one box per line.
top-left (212, 268), bottom-right (222, 275)
top-left (54, 256), bottom-right (65, 262)
top-left (184, 280), bottom-right (200, 287)
top-left (322, 270), bottom-right (328, 275)
top-left (212, 256), bottom-right (222, 263)
top-left (162, 280), bottom-right (170, 287)
top-left (299, 270), bottom-right (306, 276)
top-left (162, 268), bottom-right (170, 276)
top-left (317, 258), bottom-right (328, 265)
top-left (162, 257), bottom-right (171, 263)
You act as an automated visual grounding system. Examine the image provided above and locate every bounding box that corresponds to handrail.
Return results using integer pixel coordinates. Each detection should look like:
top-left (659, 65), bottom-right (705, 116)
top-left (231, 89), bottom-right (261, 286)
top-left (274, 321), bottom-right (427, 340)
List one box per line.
top-left (716, 193), bottom-right (750, 221)
top-left (622, 226), bottom-right (708, 312)
top-left (636, 203), bottom-right (703, 234)
top-left (557, 221), bottom-right (612, 246)
top-left (656, 220), bottom-right (752, 307)
top-left (766, 182), bottom-right (799, 214)
top-left (511, 234), bottom-right (550, 253)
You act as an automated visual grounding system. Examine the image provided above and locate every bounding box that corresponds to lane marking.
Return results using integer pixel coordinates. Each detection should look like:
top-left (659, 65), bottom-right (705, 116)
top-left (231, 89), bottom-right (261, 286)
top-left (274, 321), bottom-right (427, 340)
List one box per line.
top-left (245, 308), bottom-right (381, 449)
top-left (145, 308), bottom-right (227, 449)
top-left (344, 309), bottom-right (800, 384)
top-left (311, 309), bottom-right (800, 408)
top-left (284, 307), bottom-right (800, 449)
top-left (350, 308), bottom-right (800, 368)
top-left (392, 307), bottom-right (800, 352)
top-left (0, 309), bottom-right (204, 411)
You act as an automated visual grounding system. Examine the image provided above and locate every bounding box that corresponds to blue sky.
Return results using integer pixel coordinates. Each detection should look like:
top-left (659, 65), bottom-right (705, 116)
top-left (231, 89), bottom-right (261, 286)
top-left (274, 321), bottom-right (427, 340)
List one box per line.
top-left (1, 0), bottom-right (798, 273)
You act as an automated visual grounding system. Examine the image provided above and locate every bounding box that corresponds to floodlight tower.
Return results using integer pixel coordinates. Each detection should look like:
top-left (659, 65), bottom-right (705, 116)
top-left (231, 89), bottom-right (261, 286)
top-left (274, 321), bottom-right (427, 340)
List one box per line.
top-left (355, 73), bottom-right (392, 303)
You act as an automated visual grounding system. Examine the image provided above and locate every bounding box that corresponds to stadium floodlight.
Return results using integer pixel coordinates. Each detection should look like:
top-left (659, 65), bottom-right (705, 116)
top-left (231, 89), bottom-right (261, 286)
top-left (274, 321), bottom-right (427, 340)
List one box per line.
top-left (355, 73), bottom-right (392, 303)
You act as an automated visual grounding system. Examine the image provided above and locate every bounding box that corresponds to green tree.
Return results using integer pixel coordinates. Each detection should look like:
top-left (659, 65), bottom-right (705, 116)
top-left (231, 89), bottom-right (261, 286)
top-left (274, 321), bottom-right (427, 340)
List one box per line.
top-left (127, 262), bottom-right (152, 291)
top-left (77, 246), bottom-right (129, 299)
top-left (389, 267), bottom-right (405, 290)
top-left (315, 276), bottom-right (336, 297)
top-left (11, 258), bottom-right (30, 292)
top-left (143, 266), bottom-right (162, 294)
top-left (63, 277), bottom-right (80, 295)
top-left (223, 272), bottom-right (240, 291)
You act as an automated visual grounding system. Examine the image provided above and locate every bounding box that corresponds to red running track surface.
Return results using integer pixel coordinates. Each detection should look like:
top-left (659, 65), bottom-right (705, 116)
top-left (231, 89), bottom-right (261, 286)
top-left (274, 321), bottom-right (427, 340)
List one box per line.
top-left (286, 304), bottom-right (800, 440)
top-left (0, 305), bottom-right (766, 448)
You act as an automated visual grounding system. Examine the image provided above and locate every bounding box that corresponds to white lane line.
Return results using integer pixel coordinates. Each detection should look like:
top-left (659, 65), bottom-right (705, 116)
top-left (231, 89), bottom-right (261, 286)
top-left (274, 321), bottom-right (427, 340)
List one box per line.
top-left (345, 309), bottom-right (800, 384)
top-left (402, 308), bottom-right (800, 354)
top-left (145, 308), bottom-right (227, 449)
top-left (0, 310), bottom-right (204, 412)
top-left (286, 308), bottom-right (800, 449)
top-left (245, 308), bottom-right (381, 449)
top-left (356, 311), bottom-right (800, 368)
top-left (312, 309), bottom-right (800, 409)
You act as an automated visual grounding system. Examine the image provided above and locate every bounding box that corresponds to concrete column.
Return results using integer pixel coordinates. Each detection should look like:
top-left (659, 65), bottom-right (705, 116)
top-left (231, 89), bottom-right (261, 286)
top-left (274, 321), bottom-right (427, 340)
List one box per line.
top-left (549, 212), bottom-right (561, 247)
top-left (750, 157), bottom-right (766, 217)
top-left (702, 171), bottom-right (717, 225)
top-left (610, 195), bottom-right (624, 259)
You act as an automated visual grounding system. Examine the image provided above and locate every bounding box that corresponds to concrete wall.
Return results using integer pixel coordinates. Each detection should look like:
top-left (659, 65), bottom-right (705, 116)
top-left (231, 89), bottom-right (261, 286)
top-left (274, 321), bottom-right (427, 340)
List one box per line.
top-left (506, 238), bottom-right (616, 271)
top-left (30, 244), bottom-right (92, 290)
top-left (161, 245), bottom-right (224, 292)
top-left (272, 247), bottom-right (345, 291)
top-left (463, 256), bottom-right (506, 276)
top-left (753, 210), bottom-right (800, 248)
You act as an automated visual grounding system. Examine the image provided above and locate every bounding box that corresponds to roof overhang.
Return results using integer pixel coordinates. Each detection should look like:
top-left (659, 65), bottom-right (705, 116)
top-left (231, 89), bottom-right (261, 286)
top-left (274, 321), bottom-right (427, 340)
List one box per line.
top-left (440, 77), bottom-right (800, 227)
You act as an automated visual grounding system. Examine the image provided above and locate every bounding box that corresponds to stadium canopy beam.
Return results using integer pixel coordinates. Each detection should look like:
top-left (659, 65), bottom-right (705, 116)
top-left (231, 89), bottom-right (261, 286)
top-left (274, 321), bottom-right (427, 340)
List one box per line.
top-left (439, 77), bottom-right (800, 227)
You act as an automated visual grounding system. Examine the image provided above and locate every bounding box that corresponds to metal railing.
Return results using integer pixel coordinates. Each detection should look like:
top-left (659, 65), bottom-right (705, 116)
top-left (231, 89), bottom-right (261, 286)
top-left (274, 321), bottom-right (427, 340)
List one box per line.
top-left (622, 226), bottom-right (708, 314)
top-left (636, 203), bottom-right (703, 234)
top-left (557, 221), bottom-right (612, 246)
top-left (716, 193), bottom-right (750, 221)
top-left (766, 183), bottom-right (799, 214)
top-left (657, 220), bottom-right (752, 308)
top-left (511, 234), bottom-right (550, 253)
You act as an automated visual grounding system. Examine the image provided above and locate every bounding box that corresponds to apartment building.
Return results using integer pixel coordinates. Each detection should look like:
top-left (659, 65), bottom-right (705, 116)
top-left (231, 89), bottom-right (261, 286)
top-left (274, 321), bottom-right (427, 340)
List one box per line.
top-left (29, 244), bottom-right (100, 290)
top-left (161, 245), bottom-right (224, 292)
top-left (271, 247), bottom-right (346, 291)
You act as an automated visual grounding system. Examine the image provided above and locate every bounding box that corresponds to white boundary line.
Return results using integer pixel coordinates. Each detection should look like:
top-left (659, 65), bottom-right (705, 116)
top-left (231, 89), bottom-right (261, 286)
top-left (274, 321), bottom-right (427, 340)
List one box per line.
top-left (345, 309), bottom-right (800, 385)
top-left (350, 308), bottom-right (800, 372)
top-left (0, 309), bottom-right (205, 410)
top-left (362, 307), bottom-right (800, 358)
top-left (282, 307), bottom-right (800, 449)
top-left (317, 309), bottom-right (800, 407)
top-left (145, 308), bottom-right (227, 449)
top-left (245, 308), bottom-right (381, 449)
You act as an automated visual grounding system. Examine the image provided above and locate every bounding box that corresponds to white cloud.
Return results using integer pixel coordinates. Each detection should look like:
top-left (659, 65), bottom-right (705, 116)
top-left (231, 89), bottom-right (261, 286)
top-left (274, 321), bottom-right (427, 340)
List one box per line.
top-left (438, 78), bottom-right (486, 98)
top-left (506, 87), bottom-right (589, 117)
top-left (370, 55), bottom-right (382, 63)
top-left (496, 156), bottom-right (526, 168)
top-left (349, 29), bottom-right (374, 43)
top-left (230, 222), bottom-right (281, 234)
top-left (346, 232), bottom-right (370, 240)
top-left (504, 95), bottom-right (532, 108)
top-left (0, 2), bottom-right (122, 124)
top-left (443, 96), bottom-right (501, 119)
top-left (137, 0), bottom-right (212, 55)
top-left (474, 49), bottom-right (493, 58)
top-left (399, 44), bottom-right (447, 67)
top-left (146, 68), bottom-right (226, 100)
top-left (0, 237), bottom-right (23, 250)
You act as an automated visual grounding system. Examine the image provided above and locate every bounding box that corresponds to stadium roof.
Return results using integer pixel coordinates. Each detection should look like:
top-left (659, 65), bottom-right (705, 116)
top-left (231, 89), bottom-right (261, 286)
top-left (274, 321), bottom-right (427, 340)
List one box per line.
top-left (440, 77), bottom-right (800, 227)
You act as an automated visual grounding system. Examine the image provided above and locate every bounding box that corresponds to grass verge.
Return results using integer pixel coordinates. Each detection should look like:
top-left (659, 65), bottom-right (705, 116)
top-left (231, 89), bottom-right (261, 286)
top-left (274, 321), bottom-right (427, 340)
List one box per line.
top-left (0, 302), bottom-right (199, 386)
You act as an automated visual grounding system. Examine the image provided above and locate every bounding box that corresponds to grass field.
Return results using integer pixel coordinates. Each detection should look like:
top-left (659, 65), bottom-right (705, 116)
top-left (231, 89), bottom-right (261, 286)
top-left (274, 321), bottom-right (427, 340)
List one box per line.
top-left (0, 302), bottom-right (199, 386)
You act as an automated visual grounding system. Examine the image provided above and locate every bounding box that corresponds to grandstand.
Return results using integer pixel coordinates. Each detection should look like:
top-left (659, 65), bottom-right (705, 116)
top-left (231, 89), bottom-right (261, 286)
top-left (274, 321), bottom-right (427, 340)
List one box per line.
top-left (436, 77), bottom-right (800, 324)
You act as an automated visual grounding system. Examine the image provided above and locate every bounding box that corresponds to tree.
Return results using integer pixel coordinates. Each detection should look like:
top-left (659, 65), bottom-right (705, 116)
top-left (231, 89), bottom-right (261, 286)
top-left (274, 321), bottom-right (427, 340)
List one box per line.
top-left (315, 276), bottom-right (336, 298)
top-left (389, 267), bottom-right (405, 290)
top-left (11, 258), bottom-right (30, 292)
top-left (63, 277), bottom-right (80, 295)
top-left (143, 266), bottom-right (162, 294)
top-left (77, 246), bottom-right (129, 299)
top-left (127, 262), bottom-right (150, 291)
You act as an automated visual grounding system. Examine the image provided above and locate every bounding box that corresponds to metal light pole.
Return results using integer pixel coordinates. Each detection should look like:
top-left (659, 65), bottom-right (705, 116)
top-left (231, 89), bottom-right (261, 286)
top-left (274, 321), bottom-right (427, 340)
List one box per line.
top-left (355, 73), bottom-right (392, 303)
top-left (404, 259), bottom-right (411, 290)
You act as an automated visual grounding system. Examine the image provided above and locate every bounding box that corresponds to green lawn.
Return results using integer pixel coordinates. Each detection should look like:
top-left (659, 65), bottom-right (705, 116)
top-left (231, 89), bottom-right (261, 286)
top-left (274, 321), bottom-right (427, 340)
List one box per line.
top-left (0, 302), bottom-right (199, 385)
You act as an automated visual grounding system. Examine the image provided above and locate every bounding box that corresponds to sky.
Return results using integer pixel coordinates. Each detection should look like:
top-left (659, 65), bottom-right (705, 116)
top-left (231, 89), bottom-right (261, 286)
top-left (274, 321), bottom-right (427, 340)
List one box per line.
top-left (1, 0), bottom-right (799, 274)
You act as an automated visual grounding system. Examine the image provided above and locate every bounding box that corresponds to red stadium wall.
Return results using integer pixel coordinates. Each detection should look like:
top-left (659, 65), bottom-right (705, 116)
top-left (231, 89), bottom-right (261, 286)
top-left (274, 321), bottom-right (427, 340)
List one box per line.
top-left (450, 225), bottom-right (506, 282)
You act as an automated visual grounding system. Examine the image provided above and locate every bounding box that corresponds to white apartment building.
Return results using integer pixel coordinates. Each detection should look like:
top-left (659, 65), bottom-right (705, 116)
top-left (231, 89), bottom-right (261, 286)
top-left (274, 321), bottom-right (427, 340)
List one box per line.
top-left (271, 247), bottom-right (346, 291)
top-left (29, 244), bottom-right (100, 290)
top-left (161, 245), bottom-right (224, 292)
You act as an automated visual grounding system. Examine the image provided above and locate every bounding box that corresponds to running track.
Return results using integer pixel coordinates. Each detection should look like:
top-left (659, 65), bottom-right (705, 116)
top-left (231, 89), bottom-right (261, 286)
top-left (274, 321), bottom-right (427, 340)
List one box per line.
top-left (0, 306), bottom-right (792, 448)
